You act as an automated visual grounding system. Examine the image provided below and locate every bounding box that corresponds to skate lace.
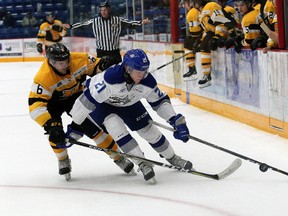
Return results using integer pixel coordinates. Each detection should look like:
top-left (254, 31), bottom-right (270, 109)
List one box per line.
top-left (137, 163), bottom-right (153, 175)
top-left (58, 157), bottom-right (71, 169)
top-left (168, 155), bottom-right (187, 168)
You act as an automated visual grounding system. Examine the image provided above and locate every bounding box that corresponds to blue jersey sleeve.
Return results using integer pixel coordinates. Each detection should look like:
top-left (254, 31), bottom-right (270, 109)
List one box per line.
top-left (104, 65), bottom-right (126, 85)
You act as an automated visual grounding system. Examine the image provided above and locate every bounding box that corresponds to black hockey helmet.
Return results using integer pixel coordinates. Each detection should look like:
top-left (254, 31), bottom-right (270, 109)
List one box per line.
top-left (236, 0), bottom-right (253, 4)
top-left (46, 43), bottom-right (70, 61)
top-left (45, 11), bottom-right (54, 18)
top-left (193, 0), bottom-right (211, 7)
top-left (99, 1), bottom-right (111, 8)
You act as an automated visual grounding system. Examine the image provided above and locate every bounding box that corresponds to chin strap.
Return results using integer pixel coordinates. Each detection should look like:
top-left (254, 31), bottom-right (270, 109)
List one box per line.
top-left (124, 68), bottom-right (134, 84)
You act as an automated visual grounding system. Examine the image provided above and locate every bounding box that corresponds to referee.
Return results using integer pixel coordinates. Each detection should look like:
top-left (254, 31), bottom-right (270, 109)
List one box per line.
top-left (65, 1), bottom-right (150, 64)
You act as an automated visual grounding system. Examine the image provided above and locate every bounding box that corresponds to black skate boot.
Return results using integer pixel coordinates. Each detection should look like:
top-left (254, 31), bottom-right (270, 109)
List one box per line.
top-left (183, 66), bottom-right (197, 81)
top-left (198, 74), bottom-right (212, 88)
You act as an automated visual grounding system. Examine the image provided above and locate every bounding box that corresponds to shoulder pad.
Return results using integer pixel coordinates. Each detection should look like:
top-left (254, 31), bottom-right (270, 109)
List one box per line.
top-left (104, 64), bottom-right (126, 84)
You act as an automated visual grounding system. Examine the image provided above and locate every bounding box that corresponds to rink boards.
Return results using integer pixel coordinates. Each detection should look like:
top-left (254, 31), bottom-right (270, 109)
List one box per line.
top-left (1, 37), bottom-right (288, 139)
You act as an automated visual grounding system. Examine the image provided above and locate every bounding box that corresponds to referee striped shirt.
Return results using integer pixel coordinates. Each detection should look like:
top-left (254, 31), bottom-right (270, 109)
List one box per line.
top-left (71, 16), bottom-right (142, 51)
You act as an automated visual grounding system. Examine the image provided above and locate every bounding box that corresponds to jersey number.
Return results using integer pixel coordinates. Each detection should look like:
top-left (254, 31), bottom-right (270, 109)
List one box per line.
top-left (154, 87), bottom-right (164, 97)
top-left (36, 84), bottom-right (43, 94)
top-left (94, 81), bottom-right (106, 93)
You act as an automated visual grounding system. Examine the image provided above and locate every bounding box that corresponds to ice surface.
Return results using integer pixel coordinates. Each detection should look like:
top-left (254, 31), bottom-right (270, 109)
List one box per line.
top-left (0, 62), bottom-right (288, 216)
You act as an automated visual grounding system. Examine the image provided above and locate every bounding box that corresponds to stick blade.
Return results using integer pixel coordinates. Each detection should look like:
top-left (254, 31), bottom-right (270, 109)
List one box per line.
top-left (217, 158), bottom-right (242, 180)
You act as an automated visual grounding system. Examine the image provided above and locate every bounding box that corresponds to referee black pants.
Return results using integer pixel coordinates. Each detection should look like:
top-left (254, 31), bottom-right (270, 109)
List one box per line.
top-left (96, 49), bottom-right (122, 64)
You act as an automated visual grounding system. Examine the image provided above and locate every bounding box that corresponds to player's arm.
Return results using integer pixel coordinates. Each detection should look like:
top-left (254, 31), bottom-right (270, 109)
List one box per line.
top-left (36, 24), bottom-right (47, 53)
top-left (121, 17), bottom-right (150, 28)
top-left (87, 55), bottom-right (120, 76)
top-left (147, 85), bottom-right (190, 143)
top-left (28, 81), bottom-right (52, 127)
top-left (63, 19), bottom-right (93, 30)
top-left (52, 20), bottom-right (67, 36)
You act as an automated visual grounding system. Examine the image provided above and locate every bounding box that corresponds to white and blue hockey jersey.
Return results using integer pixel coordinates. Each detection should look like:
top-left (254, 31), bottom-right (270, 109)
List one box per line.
top-left (70, 64), bottom-right (177, 125)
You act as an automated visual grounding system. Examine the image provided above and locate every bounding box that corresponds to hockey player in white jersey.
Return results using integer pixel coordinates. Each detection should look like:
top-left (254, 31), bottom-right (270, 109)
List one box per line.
top-left (70, 49), bottom-right (193, 183)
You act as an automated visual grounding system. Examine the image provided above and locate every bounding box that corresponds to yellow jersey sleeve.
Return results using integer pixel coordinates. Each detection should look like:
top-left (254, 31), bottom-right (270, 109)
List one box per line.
top-left (28, 52), bottom-right (99, 127)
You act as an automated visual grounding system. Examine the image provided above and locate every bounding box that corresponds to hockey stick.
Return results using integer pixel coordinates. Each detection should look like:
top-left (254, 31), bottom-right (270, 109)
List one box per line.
top-left (149, 51), bottom-right (194, 74)
top-left (70, 139), bottom-right (241, 180)
top-left (150, 120), bottom-right (288, 177)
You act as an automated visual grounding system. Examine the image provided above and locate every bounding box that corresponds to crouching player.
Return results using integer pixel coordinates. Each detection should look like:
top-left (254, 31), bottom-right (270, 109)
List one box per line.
top-left (69, 49), bottom-right (193, 184)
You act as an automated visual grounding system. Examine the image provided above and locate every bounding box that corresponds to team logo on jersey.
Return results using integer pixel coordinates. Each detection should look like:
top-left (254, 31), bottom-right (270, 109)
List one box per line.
top-left (108, 95), bottom-right (134, 105)
top-left (118, 88), bottom-right (126, 93)
top-left (136, 111), bottom-right (148, 121)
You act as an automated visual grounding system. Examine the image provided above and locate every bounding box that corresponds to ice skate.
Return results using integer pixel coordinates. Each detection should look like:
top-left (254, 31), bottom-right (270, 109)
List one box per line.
top-left (58, 156), bottom-right (71, 181)
top-left (183, 66), bottom-right (197, 81)
top-left (114, 155), bottom-right (136, 175)
top-left (198, 74), bottom-right (211, 88)
top-left (167, 154), bottom-right (193, 170)
top-left (138, 162), bottom-right (156, 184)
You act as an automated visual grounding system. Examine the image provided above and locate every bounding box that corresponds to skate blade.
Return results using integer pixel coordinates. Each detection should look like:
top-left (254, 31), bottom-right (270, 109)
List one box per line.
top-left (64, 173), bottom-right (71, 181)
top-left (128, 169), bottom-right (137, 176)
top-left (199, 81), bottom-right (211, 88)
top-left (147, 177), bottom-right (157, 185)
top-left (184, 75), bottom-right (198, 81)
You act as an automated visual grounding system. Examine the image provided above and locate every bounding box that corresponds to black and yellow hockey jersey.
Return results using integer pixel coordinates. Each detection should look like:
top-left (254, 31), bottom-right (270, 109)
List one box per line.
top-left (37, 20), bottom-right (67, 47)
top-left (199, 2), bottom-right (228, 37)
top-left (28, 52), bottom-right (100, 127)
top-left (186, 7), bottom-right (202, 37)
top-left (267, 14), bottom-right (277, 47)
top-left (241, 8), bottom-right (263, 45)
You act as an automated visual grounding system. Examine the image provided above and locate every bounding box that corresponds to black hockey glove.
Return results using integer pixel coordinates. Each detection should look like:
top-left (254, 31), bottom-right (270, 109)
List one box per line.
top-left (225, 37), bottom-right (235, 49)
top-left (225, 31), bottom-right (237, 49)
top-left (234, 34), bottom-right (244, 53)
top-left (98, 56), bottom-right (120, 71)
top-left (52, 24), bottom-right (63, 32)
top-left (44, 119), bottom-right (66, 148)
top-left (200, 31), bottom-right (214, 52)
top-left (209, 37), bottom-right (219, 51)
top-left (192, 36), bottom-right (202, 53)
top-left (218, 37), bottom-right (226, 48)
top-left (37, 43), bottom-right (43, 53)
top-left (250, 35), bottom-right (268, 51)
top-left (169, 114), bottom-right (190, 143)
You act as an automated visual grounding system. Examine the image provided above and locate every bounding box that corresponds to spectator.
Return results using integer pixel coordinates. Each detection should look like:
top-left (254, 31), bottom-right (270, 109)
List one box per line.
top-left (22, 12), bottom-right (38, 27)
top-left (3, 11), bottom-right (15, 28)
top-left (64, 1), bottom-right (150, 64)
top-left (263, 0), bottom-right (278, 53)
top-left (0, 8), bottom-right (7, 25)
top-left (36, 12), bottom-right (67, 54)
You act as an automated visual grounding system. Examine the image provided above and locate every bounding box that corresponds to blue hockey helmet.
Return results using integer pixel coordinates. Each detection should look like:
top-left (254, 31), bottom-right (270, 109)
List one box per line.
top-left (123, 49), bottom-right (150, 72)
